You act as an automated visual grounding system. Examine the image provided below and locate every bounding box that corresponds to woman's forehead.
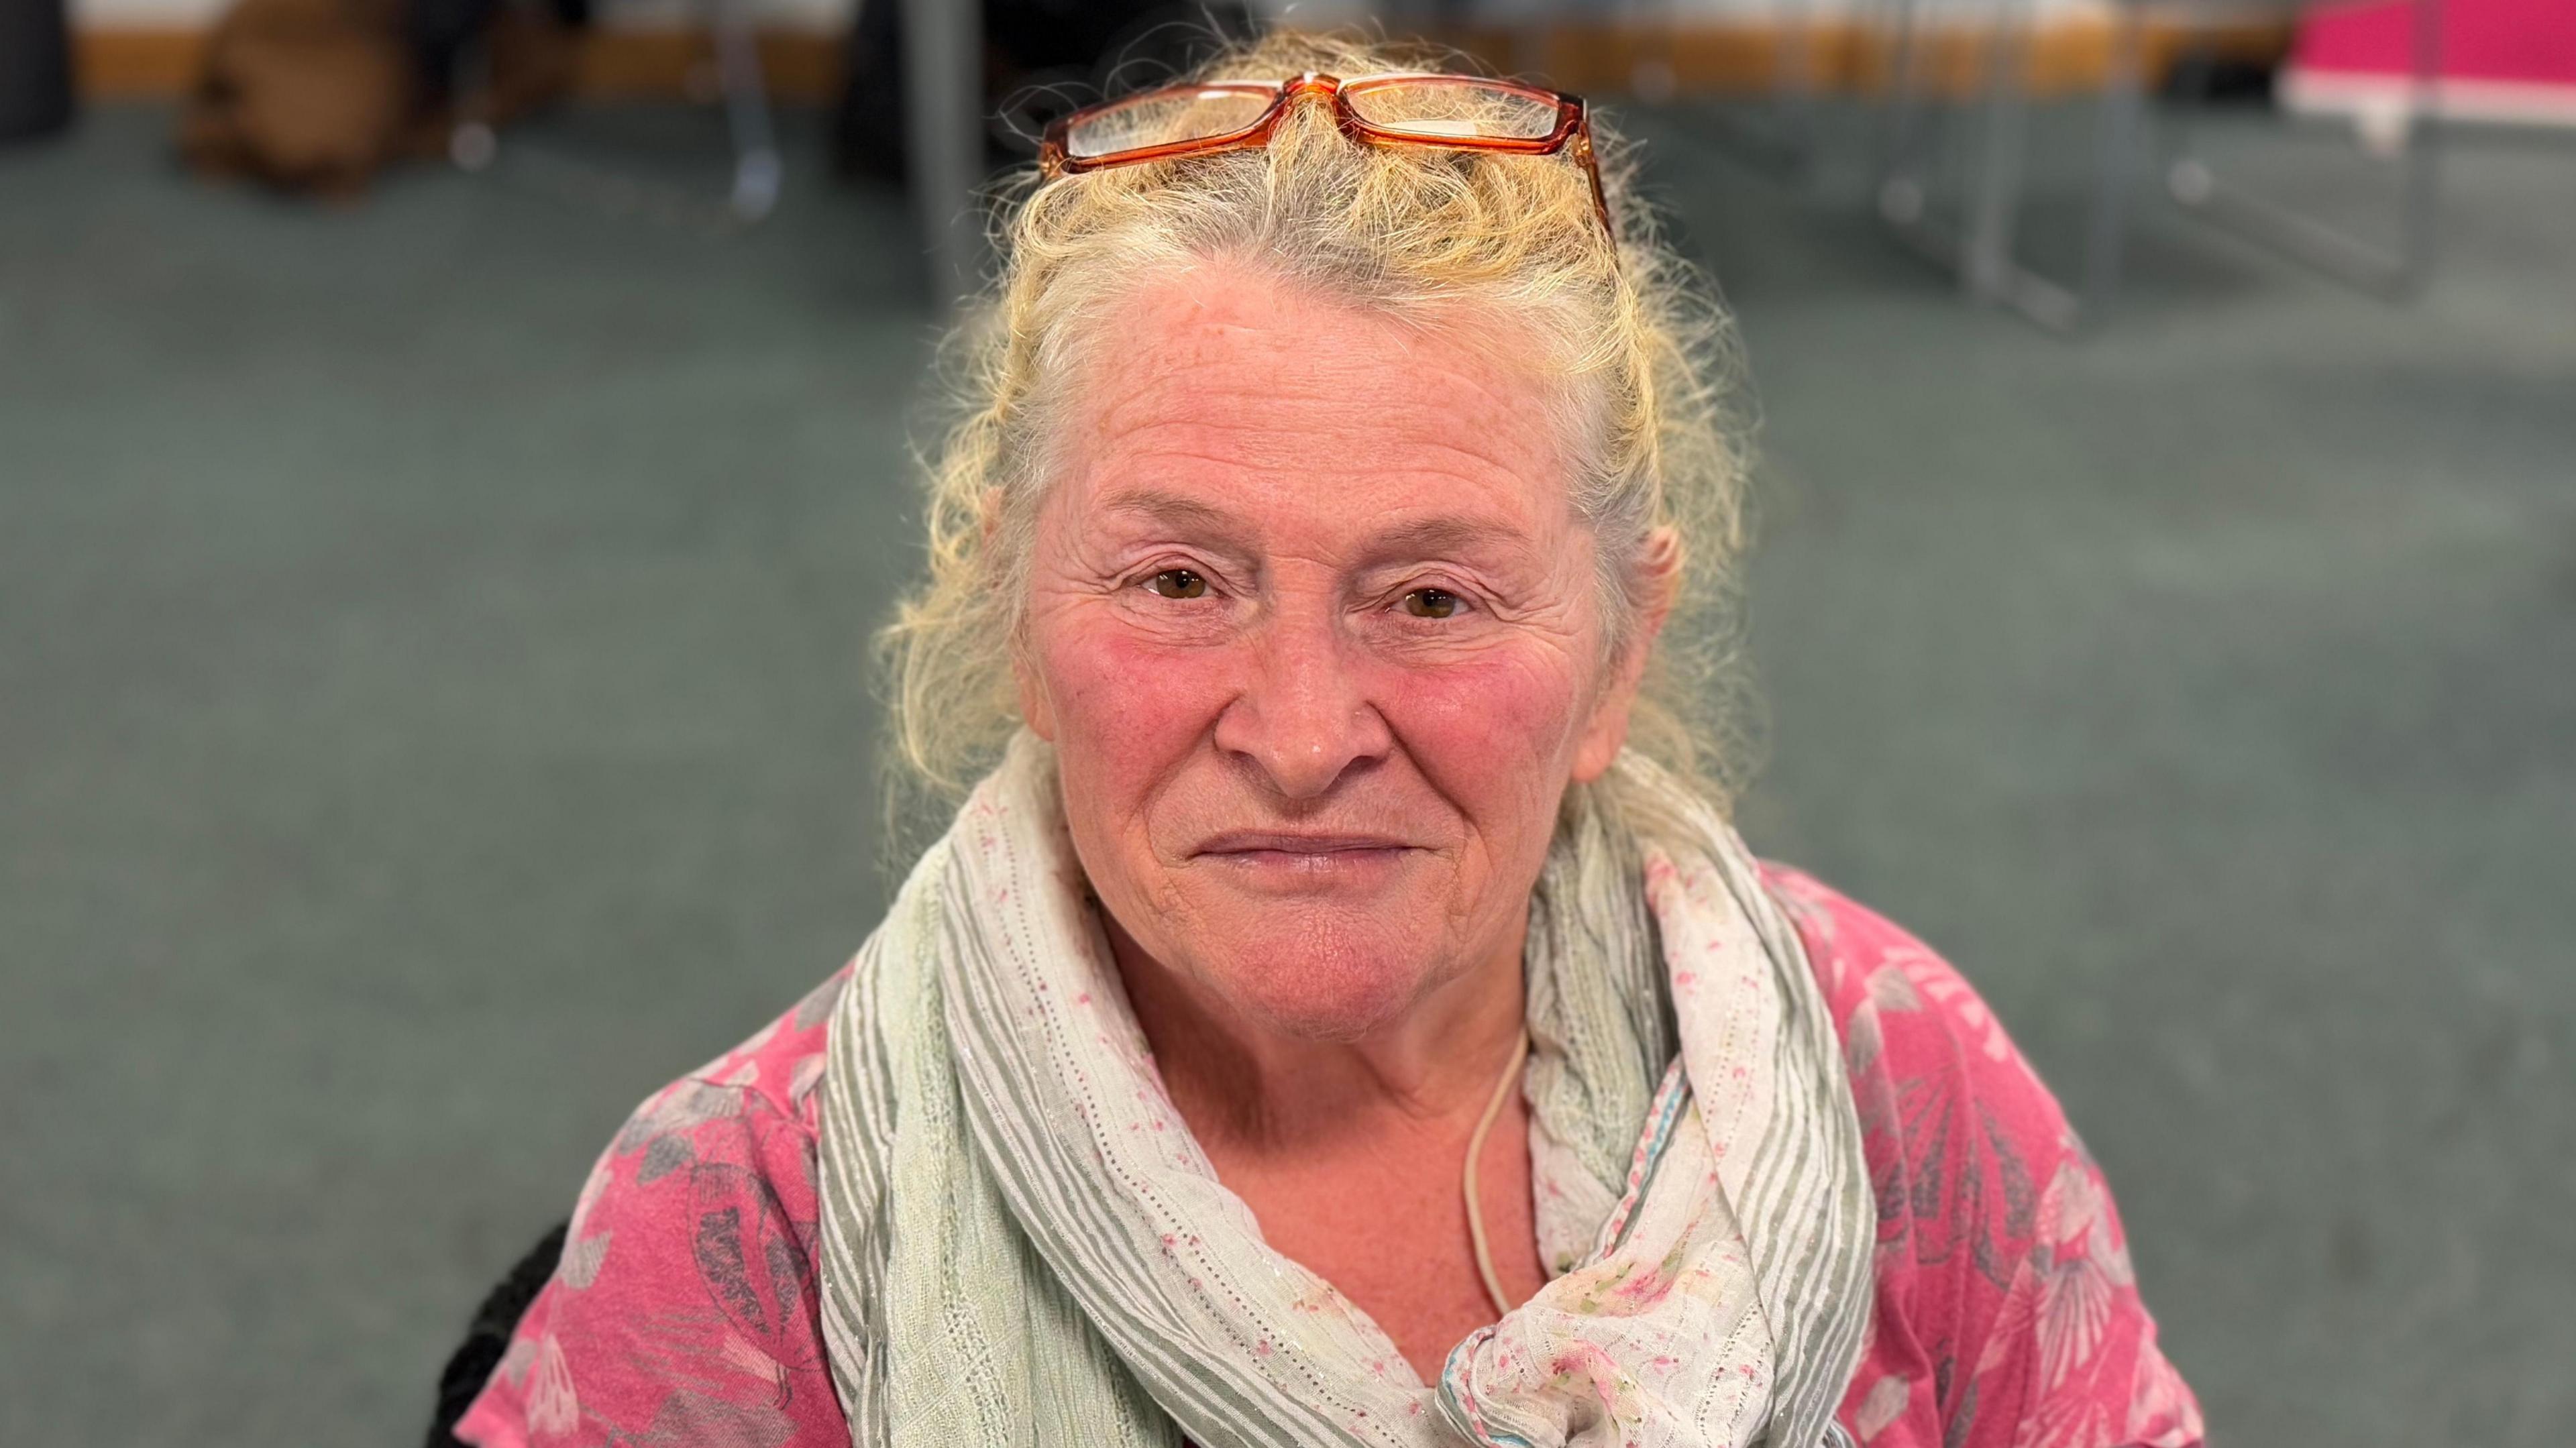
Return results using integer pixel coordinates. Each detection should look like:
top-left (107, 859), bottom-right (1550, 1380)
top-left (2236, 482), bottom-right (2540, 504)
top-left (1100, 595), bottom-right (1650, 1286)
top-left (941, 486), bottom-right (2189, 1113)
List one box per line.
top-left (1057, 262), bottom-right (1577, 548)
top-left (1085, 486), bottom-right (1553, 575)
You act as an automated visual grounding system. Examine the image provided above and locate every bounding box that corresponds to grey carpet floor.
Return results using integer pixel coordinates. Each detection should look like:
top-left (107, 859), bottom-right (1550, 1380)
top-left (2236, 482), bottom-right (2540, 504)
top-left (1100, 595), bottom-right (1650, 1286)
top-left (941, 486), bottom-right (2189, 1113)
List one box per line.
top-left (2, 103), bottom-right (2570, 1446)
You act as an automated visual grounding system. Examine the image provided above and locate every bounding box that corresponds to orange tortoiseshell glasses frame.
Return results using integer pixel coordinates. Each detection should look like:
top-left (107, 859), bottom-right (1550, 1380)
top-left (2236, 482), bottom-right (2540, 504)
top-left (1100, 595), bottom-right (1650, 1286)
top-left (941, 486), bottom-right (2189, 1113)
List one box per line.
top-left (1038, 72), bottom-right (1615, 241)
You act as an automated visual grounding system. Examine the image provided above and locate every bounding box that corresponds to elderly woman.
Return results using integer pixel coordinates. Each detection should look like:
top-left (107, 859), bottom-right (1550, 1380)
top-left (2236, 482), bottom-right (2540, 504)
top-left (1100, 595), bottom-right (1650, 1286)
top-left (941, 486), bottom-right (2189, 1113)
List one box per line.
top-left (455, 32), bottom-right (2200, 1448)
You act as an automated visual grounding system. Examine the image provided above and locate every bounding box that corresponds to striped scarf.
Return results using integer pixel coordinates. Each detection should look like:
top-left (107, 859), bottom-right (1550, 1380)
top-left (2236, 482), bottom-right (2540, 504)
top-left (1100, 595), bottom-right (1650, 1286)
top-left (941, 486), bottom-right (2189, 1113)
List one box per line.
top-left (816, 735), bottom-right (1873, 1448)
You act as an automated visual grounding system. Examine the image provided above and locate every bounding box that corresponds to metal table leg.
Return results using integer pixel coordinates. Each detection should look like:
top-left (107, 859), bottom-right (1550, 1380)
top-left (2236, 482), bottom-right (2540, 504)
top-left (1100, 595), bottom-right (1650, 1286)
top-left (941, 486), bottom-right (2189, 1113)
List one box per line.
top-left (902, 0), bottom-right (985, 309)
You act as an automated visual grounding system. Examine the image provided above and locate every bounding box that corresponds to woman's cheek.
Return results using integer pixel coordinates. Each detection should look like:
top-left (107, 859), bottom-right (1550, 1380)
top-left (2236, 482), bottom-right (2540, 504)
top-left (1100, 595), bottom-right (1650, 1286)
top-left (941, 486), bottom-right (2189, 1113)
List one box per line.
top-left (1377, 642), bottom-right (1587, 783)
top-left (1040, 612), bottom-right (1234, 773)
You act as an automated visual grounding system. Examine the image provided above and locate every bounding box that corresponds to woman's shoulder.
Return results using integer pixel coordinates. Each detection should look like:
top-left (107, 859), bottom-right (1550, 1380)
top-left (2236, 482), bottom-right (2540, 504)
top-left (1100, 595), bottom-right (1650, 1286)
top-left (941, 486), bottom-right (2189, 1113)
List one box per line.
top-left (451, 963), bottom-right (856, 1448)
top-left (1758, 861), bottom-right (2073, 1284)
top-left (1759, 862), bottom-right (2203, 1448)
top-left (1760, 862), bottom-right (2049, 1111)
top-left (667, 964), bottom-right (853, 1135)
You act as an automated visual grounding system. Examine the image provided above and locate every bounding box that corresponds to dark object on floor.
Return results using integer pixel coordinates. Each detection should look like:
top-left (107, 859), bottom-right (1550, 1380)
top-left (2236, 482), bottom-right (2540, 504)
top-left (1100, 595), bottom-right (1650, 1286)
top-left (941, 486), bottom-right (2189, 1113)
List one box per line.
top-left (408, 0), bottom-right (590, 110)
top-left (0, 0), bottom-right (75, 144)
top-left (178, 0), bottom-right (422, 194)
top-left (177, 0), bottom-right (578, 196)
top-left (425, 1221), bottom-right (567, 1448)
top-left (833, 0), bottom-right (1258, 185)
top-left (2161, 48), bottom-right (2282, 105)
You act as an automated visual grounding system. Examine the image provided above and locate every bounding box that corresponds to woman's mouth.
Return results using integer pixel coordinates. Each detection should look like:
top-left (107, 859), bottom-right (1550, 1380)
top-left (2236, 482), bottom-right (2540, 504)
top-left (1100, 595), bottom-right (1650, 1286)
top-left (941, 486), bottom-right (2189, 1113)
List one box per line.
top-left (1191, 832), bottom-right (1422, 888)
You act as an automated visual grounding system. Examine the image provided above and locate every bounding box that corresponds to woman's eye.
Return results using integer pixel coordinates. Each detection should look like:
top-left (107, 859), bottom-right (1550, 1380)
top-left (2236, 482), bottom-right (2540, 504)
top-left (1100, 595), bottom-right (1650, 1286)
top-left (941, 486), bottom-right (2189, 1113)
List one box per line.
top-left (1401, 587), bottom-right (1461, 619)
top-left (1146, 568), bottom-right (1208, 600)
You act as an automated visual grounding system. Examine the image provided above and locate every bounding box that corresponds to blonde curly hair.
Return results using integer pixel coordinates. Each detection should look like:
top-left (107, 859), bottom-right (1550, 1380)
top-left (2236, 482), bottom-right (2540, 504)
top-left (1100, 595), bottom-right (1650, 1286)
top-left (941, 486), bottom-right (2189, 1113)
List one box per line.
top-left (879, 29), bottom-right (1757, 836)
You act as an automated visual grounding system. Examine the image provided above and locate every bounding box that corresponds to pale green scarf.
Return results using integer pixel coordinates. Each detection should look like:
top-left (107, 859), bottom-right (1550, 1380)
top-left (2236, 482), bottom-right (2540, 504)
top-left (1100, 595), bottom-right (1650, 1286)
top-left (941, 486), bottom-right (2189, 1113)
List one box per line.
top-left (816, 735), bottom-right (1872, 1447)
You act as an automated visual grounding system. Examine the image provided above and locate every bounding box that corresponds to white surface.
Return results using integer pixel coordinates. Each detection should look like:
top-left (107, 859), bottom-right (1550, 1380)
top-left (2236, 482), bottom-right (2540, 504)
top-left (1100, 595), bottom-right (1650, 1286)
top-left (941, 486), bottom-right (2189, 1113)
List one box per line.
top-left (2284, 69), bottom-right (2576, 128)
top-left (74, 0), bottom-right (2110, 39)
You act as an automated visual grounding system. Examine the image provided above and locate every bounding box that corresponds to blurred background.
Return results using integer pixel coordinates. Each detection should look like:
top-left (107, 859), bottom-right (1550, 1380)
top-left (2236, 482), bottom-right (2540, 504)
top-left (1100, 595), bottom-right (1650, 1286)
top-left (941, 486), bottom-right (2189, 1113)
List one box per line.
top-left (3, 0), bottom-right (2571, 1442)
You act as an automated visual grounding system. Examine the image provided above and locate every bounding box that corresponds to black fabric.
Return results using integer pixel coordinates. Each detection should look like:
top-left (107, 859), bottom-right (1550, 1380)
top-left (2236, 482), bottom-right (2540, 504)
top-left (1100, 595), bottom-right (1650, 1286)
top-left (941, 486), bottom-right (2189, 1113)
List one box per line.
top-left (832, 0), bottom-right (1257, 184)
top-left (407, 0), bottom-right (588, 104)
top-left (426, 1221), bottom-right (569, 1448)
top-left (0, 0), bottom-right (74, 144)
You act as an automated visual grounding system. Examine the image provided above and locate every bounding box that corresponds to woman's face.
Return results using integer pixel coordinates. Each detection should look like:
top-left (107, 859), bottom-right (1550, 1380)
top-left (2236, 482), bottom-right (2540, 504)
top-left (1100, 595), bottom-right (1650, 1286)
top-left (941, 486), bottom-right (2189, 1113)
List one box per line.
top-left (1018, 259), bottom-right (1646, 1042)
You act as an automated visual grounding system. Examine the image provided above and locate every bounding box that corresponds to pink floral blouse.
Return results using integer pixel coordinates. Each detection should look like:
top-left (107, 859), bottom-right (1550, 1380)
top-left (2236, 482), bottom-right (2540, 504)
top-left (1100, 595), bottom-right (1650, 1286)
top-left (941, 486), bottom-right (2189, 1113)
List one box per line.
top-left (458, 867), bottom-right (2204, 1448)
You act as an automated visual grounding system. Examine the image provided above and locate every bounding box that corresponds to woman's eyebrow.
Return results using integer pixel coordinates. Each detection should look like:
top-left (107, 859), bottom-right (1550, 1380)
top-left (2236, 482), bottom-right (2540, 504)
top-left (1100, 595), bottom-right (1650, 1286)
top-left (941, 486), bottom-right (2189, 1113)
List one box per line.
top-left (1097, 492), bottom-right (1534, 571)
top-left (1362, 516), bottom-right (1531, 564)
top-left (1098, 489), bottom-right (1252, 547)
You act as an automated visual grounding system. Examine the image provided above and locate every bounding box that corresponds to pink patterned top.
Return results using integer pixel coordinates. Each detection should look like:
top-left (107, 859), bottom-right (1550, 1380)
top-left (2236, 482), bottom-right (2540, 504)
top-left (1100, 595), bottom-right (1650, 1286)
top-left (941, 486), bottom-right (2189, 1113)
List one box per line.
top-left (458, 867), bottom-right (2203, 1448)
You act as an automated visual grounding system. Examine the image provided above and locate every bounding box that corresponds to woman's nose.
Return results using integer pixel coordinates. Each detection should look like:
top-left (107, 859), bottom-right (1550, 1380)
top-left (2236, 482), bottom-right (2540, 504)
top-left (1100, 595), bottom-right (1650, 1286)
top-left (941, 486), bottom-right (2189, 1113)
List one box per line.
top-left (1212, 612), bottom-right (1391, 801)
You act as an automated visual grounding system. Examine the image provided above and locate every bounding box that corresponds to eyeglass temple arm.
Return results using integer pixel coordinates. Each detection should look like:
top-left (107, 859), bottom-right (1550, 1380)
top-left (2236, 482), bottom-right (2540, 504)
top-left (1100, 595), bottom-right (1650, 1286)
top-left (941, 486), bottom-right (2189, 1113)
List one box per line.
top-left (1575, 107), bottom-right (1613, 239)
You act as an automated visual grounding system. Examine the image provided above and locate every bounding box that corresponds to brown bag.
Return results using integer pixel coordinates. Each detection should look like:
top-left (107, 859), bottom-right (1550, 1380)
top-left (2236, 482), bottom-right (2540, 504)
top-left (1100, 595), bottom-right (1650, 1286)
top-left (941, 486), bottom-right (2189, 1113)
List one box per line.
top-left (178, 0), bottom-right (574, 197)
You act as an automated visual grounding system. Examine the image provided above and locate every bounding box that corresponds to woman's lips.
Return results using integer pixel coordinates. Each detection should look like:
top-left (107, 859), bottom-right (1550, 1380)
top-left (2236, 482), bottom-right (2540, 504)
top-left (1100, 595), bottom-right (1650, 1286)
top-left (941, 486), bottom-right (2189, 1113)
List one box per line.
top-left (1191, 832), bottom-right (1421, 887)
top-left (1196, 831), bottom-right (1411, 855)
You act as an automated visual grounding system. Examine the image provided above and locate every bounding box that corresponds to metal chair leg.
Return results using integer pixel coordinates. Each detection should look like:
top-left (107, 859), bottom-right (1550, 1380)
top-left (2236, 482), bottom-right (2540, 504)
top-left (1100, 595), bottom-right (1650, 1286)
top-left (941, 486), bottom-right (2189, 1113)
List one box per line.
top-left (2080, 15), bottom-right (2144, 317)
top-left (1960, 10), bottom-right (2038, 307)
top-left (1876, 0), bottom-right (2145, 335)
top-left (1872, 0), bottom-right (1935, 210)
top-left (447, 0), bottom-right (785, 231)
top-left (2163, 0), bottom-right (2443, 300)
top-left (708, 0), bottom-right (782, 222)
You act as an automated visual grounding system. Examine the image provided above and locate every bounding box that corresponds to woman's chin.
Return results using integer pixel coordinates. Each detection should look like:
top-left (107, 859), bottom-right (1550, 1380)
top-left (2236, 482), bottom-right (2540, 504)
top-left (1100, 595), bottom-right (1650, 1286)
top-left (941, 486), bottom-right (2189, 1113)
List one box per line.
top-left (1194, 925), bottom-right (1452, 1043)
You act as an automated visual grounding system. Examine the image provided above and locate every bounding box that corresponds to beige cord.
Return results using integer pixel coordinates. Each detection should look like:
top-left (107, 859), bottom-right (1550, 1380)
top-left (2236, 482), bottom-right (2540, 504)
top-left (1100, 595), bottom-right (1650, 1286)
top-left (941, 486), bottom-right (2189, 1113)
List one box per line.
top-left (1462, 1029), bottom-right (1532, 1319)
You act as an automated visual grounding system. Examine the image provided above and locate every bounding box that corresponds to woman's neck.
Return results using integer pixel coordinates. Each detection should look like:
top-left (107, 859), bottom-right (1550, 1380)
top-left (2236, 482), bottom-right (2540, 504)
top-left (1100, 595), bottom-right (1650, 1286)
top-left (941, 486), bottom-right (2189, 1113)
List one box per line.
top-left (1100, 906), bottom-right (1553, 1380)
top-left (1101, 910), bottom-right (1529, 1157)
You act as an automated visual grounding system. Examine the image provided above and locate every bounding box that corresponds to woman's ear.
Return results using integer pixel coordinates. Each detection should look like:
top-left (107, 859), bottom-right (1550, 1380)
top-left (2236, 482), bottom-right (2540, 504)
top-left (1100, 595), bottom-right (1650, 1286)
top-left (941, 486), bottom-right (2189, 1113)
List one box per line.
top-left (991, 486), bottom-right (1059, 741)
top-left (1014, 653), bottom-right (1056, 742)
top-left (978, 486), bottom-right (1005, 547)
top-left (1571, 526), bottom-right (1682, 783)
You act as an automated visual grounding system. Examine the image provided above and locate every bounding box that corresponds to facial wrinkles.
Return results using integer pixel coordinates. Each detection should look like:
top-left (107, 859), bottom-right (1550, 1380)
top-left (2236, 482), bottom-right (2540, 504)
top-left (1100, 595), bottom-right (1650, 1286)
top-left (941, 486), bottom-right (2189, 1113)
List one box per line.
top-left (1023, 260), bottom-right (1620, 1043)
top-left (1057, 440), bottom-right (1593, 650)
top-left (1051, 354), bottom-right (1599, 806)
top-left (1074, 279), bottom-right (1566, 506)
top-left (1036, 488), bottom-right (1598, 828)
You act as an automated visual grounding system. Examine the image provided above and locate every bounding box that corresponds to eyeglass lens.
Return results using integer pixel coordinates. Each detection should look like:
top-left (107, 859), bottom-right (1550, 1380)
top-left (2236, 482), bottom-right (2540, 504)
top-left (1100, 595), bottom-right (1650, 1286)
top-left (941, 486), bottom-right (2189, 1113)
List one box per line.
top-left (1061, 88), bottom-right (1275, 161)
top-left (1342, 81), bottom-right (1561, 142)
top-left (1063, 79), bottom-right (1562, 162)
